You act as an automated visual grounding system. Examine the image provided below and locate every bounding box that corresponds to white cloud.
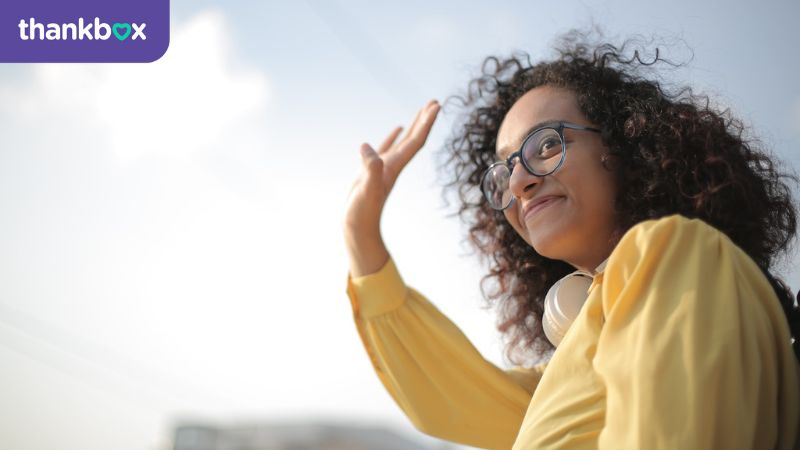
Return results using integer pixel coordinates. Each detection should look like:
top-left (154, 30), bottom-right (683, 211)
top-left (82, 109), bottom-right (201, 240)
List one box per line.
top-left (1, 9), bottom-right (269, 163)
top-left (0, 10), bottom-right (279, 450)
top-left (95, 9), bottom-right (269, 162)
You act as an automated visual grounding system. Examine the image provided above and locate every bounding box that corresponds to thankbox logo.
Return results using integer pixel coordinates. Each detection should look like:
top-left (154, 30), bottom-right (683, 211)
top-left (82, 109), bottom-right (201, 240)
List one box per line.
top-left (18, 18), bottom-right (147, 41)
top-left (0, 0), bottom-right (169, 62)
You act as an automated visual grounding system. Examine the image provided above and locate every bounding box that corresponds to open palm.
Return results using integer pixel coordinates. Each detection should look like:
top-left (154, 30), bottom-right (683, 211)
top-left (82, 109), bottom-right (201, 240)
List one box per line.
top-left (343, 100), bottom-right (441, 277)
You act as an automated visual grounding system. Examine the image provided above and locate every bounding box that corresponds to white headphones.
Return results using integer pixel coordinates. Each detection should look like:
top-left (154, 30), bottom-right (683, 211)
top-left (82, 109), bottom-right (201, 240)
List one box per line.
top-left (542, 258), bottom-right (608, 347)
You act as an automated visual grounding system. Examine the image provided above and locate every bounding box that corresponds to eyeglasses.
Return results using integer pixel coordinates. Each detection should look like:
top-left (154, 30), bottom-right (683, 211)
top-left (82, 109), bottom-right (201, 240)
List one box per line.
top-left (480, 121), bottom-right (601, 211)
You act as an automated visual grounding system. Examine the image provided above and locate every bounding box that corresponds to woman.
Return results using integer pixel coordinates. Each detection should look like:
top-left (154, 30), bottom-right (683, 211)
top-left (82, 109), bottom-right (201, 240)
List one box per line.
top-left (342, 32), bottom-right (800, 449)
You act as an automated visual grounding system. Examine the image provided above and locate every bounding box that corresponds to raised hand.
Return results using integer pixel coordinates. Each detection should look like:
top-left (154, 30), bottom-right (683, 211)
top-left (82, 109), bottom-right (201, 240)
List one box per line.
top-left (344, 99), bottom-right (441, 277)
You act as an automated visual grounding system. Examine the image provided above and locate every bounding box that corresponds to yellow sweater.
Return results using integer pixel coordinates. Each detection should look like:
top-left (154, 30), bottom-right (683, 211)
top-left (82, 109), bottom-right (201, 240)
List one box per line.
top-left (345, 214), bottom-right (800, 449)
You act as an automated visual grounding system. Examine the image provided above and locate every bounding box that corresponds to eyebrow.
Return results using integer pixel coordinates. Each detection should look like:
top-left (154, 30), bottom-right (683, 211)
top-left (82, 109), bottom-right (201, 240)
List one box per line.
top-left (496, 119), bottom-right (561, 160)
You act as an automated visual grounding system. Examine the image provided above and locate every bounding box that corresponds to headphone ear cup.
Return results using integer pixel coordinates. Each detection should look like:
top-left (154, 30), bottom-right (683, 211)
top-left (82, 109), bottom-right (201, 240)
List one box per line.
top-left (543, 272), bottom-right (593, 347)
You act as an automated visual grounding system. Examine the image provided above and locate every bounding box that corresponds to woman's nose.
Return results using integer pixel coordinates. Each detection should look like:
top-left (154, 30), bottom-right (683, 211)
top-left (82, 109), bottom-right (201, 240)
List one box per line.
top-left (508, 159), bottom-right (540, 200)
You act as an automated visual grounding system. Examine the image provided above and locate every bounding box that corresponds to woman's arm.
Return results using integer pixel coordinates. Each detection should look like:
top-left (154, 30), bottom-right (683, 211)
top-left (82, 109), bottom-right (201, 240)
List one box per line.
top-left (347, 255), bottom-right (543, 450)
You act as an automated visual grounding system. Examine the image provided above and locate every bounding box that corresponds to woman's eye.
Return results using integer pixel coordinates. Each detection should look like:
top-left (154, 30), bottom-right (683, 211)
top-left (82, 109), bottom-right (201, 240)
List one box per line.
top-left (538, 139), bottom-right (560, 155)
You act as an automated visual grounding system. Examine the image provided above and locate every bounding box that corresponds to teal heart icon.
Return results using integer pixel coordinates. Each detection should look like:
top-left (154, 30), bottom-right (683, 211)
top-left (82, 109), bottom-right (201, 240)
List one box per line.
top-left (112, 23), bottom-right (131, 41)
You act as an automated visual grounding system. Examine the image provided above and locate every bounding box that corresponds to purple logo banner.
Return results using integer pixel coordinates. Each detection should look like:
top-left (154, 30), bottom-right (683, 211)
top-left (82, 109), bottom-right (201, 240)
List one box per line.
top-left (0, 0), bottom-right (169, 62)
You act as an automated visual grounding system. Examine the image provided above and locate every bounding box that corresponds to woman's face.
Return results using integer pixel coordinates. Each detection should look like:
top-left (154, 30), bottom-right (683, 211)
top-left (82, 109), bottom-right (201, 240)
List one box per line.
top-left (496, 86), bottom-right (618, 272)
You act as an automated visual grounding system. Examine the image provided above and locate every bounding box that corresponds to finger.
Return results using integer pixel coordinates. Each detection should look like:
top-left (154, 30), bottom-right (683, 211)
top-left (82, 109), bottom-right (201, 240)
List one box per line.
top-left (412, 102), bottom-right (440, 147)
top-left (388, 101), bottom-right (440, 171)
top-left (350, 140), bottom-right (381, 190)
top-left (401, 100), bottom-right (439, 146)
top-left (359, 143), bottom-right (384, 185)
top-left (377, 126), bottom-right (403, 156)
top-left (397, 105), bottom-right (425, 148)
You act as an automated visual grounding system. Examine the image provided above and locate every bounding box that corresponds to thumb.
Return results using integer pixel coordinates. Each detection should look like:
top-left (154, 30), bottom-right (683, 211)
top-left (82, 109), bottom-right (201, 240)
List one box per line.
top-left (360, 143), bottom-right (384, 181)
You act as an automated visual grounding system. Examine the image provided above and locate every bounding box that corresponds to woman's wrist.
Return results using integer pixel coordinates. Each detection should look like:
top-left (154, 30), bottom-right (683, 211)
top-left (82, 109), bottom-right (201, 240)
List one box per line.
top-left (345, 233), bottom-right (389, 278)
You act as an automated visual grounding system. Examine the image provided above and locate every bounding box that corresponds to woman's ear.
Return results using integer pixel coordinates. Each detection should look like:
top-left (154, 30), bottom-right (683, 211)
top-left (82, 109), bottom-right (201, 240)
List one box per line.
top-left (600, 152), bottom-right (620, 171)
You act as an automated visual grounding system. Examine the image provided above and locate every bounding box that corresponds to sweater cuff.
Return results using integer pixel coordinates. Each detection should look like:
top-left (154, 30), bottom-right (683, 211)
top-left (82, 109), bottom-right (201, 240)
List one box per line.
top-left (346, 255), bottom-right (408, 319)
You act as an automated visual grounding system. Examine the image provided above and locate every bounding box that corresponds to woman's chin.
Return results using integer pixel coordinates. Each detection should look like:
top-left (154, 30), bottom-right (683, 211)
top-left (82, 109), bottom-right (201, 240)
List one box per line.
top-left (527, 226), bottom-right (572, 261)
top-left (527, 222), bottom-right (557, 248)
top-left (528, 237), bottom-right (559, 260)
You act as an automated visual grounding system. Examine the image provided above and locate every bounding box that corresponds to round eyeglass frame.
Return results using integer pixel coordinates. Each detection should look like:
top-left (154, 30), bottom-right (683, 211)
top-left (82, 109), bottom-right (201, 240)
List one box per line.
top-left (480, 121), bottom-right (602, 211)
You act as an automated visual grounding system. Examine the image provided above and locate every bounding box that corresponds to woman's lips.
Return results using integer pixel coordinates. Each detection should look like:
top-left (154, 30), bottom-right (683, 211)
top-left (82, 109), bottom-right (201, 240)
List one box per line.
top-left (523, 196), bottom-right (563, 222)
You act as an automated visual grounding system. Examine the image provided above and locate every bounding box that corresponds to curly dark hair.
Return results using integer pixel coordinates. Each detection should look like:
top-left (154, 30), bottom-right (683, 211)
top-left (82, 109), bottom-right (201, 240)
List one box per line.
top-left (436, 30), bottom-right (800, 366)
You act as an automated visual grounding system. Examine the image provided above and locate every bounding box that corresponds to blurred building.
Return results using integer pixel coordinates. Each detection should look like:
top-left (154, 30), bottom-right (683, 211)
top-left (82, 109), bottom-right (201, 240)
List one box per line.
top-left (173, 422), bottom-right (446, 450)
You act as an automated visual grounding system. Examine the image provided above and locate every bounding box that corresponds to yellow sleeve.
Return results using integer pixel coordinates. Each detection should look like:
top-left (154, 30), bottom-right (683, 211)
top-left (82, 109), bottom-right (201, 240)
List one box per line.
top-left (594, 215), bottom-right (800, 449)
top-left (346, 255), bottom-right (541, 449)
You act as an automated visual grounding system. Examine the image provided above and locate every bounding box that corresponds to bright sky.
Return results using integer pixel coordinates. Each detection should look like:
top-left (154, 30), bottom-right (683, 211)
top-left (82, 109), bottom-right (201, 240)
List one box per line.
top-left (1, 1), bottom-right (799, 449)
